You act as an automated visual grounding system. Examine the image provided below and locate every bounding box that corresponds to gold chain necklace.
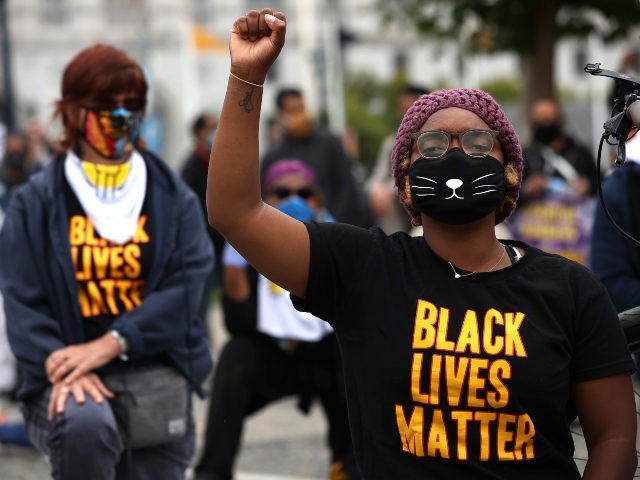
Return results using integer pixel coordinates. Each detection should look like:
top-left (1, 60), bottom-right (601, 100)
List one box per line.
top-left (448, 244), bottom-right (507, 279)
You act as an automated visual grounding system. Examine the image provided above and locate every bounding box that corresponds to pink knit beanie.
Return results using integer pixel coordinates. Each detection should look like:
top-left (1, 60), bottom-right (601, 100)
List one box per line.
top-left (263, 159), bottom-right (318, 190)
top-left (391, 88), bottom-right (522, 225)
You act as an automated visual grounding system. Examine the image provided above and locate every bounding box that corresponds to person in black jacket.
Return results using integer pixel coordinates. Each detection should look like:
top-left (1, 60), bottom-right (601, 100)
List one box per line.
top-left (519, 98), bottom-right (597, 203)
top-left (261, 88), bottom-right (374, 228)
top-left (0, 44), bottom-right (213, 480)
top-left (181, 112), bottom-right (225, 320)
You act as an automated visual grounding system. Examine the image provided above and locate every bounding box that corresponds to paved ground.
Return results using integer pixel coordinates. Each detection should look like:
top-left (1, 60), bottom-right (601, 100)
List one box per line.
top-left (1, 395), bottom-right (329, 480)
top-left (0, 303), bottom-right (330, 480)
top-left (0, 302), bottom-right (612, 479)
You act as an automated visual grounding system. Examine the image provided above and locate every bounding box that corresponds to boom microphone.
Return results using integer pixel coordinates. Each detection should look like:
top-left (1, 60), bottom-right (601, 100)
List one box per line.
top-left (626, 93), bottom-right (640, 127)
top-left (585, 63), bottom-right (640, 165)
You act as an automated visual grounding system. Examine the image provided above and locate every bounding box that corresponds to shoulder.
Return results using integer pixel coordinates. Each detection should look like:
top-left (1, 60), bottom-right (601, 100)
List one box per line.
top-left (601, 162), bottom-right (636, 195)
top-left (521, 242), bottom-right (605, 290)
top-left (306, 221), bottom-right (418, 261)
top-left (12, 156), bottom-right (62, 204)
top-left (143, 150), bottom-right (182, 190)
top-left (142, 151), bottom-right (200, 206)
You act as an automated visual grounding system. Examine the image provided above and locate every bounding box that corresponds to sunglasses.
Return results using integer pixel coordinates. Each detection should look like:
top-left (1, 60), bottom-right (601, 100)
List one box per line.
top-left (85, 97), bottom-right (147, 112)
top-left (271, 187), bottom-right (316, 200)
top-left (410, 129), bottom-right (499, 159)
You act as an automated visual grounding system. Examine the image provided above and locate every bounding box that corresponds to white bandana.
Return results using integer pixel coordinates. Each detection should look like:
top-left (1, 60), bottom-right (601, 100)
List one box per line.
top-left (64, 150), bottom-right (147, 245)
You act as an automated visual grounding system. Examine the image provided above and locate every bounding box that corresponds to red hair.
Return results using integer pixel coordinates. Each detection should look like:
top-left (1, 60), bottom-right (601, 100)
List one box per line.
top-left (53, 44), bottom-right (148, 149)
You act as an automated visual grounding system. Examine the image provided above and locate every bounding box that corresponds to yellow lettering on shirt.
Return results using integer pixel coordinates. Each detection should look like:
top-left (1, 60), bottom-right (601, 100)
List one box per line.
top-left (70, 214), bottom-right (149, 318)
top-left (396, 404), bottom-right (425, 457)
top-left (426, 409), bottom-right (450, 459)
top-left (399, 299), bottom-right (536, 463)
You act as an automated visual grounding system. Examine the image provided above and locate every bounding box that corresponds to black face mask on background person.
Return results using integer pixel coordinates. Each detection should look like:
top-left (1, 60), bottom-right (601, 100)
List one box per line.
top-left (2, 151), bottom-right (27, 171)
top-left (408, 148), bottom-right (506, 225)
top-left (532, 122), bottom-right (562, 145)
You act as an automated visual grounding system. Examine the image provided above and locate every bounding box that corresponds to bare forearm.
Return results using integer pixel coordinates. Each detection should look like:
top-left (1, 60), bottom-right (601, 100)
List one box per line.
top-left (582, 440), bottom-right (637, 479)
top-left (207, 75), bottom-right (264, 232)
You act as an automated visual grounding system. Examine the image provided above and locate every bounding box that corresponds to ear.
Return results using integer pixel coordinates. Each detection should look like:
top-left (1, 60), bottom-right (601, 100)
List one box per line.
top-left (62, 102), bottom-right (84, 131)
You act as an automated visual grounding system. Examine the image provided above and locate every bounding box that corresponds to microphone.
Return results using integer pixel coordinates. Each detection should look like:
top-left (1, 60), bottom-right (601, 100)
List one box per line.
top-left (584, 63), bottom-right (640, 164)
top-left (626, 93), bottom-right (640, 127)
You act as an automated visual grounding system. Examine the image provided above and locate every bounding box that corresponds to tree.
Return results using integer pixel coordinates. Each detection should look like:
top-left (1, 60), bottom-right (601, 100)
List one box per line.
top-left (344, 72), bottom-right (406, 168)
top-left (379, 0), bottom-right (640, 108)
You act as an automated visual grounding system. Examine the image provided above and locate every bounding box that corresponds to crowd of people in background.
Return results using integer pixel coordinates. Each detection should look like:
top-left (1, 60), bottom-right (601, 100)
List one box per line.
top-left (0, 11), bottom-right (639, 479)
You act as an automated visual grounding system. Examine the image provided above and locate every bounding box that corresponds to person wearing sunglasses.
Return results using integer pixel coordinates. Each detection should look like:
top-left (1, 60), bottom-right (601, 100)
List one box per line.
top-left (194, 159), bottom-right (359, 480)
top-left (0, 44), bottom-right (214, 480)
top-left (207, 9), bottom-right (636, 480)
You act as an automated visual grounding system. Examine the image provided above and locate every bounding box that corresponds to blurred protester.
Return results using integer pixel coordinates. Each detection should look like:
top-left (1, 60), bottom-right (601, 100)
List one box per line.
top-left (194, 159), bottom-right (359, 480)
top-left (341, 125), bottom-right (369, 189)
top-left (508, 98), bottom-right (597, 265)
top-left (25, 119), bottom-right (58, 164)
top-left (591, 129), bottom-right (640, 313)
top-left (261, 88), bottom-right (373, 228)
top-left (265, 114), bottom-right (286, 146)
top-left (367, 85), bottom-right (428, 234)
top-left (0, 44), bottom-right (213, 480)
top-left (0, 130), bottom-right (42, 212)
top-left (0, 129), bottom-right (42, 416)
top-left (180, 112), bottom-right (224, 321)
top-left (590, 129), bottom-right (640, 385)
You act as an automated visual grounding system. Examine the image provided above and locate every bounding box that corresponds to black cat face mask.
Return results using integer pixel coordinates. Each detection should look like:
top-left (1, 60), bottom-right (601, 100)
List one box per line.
top-left (408, 148), bottom-right (505, 225)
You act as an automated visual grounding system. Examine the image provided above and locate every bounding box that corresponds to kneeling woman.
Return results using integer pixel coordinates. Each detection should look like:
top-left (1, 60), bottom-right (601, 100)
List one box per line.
top-left (0, 44), bottom-right (213, 480)
top-left (207, 9), bottom-right (637, 480)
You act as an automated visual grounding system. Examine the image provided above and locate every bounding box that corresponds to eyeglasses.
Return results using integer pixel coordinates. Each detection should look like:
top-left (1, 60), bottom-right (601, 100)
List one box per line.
top-left (271, 187), bottom-right (316, 200)
top-left (410, 130), bottom-right (499, 159)
top-left (85, 97), bottom-right (147, 112)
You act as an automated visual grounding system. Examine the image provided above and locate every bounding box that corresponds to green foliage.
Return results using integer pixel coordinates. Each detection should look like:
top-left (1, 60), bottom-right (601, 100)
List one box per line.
top-left (379, 0), bottom-right (640, 55)
top-left (478, 76), bottom-right (523, 102)
top-left (344, 73), bottom-right (410, 168)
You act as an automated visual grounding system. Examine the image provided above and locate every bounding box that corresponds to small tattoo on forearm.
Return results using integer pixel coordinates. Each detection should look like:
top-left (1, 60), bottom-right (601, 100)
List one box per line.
top-left (238, 88), bottom-right (255, 112)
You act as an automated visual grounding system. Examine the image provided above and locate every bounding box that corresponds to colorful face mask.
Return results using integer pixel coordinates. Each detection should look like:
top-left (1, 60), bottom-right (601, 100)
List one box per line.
top-left (83, 107), bottom-right (141, 160)
top-left (409, 148), bottom-right (505, 225)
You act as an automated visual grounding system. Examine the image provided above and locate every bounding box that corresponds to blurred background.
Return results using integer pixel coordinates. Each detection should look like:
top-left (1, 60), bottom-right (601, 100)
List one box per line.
top-left (1, 2), bottom-right (640, 478)
top-left (1, 0), bottom-right (640, 175)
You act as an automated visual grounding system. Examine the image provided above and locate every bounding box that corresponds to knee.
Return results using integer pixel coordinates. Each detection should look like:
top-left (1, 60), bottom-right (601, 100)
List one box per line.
top-left (55, 397), bottom-right (122, 451)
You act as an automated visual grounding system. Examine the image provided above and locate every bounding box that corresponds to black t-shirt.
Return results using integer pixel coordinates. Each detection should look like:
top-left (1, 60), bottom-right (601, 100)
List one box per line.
top-left (293, 223), bottom-right (634, 480)
top-left (64, 178), bottom-right (155, 341)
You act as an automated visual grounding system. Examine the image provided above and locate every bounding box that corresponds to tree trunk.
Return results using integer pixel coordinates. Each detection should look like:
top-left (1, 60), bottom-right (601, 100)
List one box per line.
top-left (521, 1), bottom-right (560, 115)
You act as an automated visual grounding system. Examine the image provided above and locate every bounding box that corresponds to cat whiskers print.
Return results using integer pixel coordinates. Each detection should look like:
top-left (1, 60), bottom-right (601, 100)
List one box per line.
top-left (407, 150), bottom-right (506, 224)
top-left (411, 175), bottom-right (436, 197)
top-left (472, 172), bottom-right (502, 196)
top-left (411, 172), bottom-right (501, 200)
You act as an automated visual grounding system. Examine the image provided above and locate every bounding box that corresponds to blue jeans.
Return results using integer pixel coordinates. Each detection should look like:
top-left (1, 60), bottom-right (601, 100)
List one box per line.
top-left (22, 386), bottom-right (195, 480)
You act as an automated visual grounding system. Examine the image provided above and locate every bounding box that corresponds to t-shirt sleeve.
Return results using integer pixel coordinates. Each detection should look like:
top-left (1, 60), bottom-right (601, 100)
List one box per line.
top-left (570, 267), bottom-right (636, 382)
top-left (291, 221), bottom-right (377, 325)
